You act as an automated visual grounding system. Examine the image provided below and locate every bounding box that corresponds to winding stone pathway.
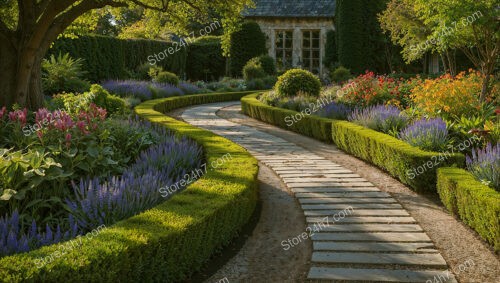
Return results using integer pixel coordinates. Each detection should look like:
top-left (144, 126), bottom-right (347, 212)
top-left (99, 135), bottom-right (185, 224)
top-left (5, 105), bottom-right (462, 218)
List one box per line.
top-left (183, 102), bottom-right (457, 283)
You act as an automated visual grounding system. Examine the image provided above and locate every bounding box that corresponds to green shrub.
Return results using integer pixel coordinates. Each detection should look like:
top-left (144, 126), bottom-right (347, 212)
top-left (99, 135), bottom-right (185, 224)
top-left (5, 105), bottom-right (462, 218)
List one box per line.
top-left (242, 93), bottom-right (333, 142)
top-left (0, 91), bottom-right (259, 282)
top-left (243, 60), bottom-right (266, 81)
top-left (437, 168), bottom-right (500, 251)
top-left (324, 30), bottom-right (337, 68)
top-left (331, 120), bottom-right (465, 192)
top-left (275, 69), bottom-right (321, 97)
top-left (42, 53), bottom-right (90, 95)
top-left (187, 36), bottom-right (226, 81)
top-left (53, 85), bottom-right (126, 114)
top-left (147, 66), bottom-right (163, 80)
top-left (255, 55), bottom-right (276, 75)
top-left (331, 66), bottom-right (352, 84)
top-left (229, 21), bottom-right (267, 77)
top-left (152, 71), bottom-right (180, 86)
top-left (246, 78), bottom-right (266, 90)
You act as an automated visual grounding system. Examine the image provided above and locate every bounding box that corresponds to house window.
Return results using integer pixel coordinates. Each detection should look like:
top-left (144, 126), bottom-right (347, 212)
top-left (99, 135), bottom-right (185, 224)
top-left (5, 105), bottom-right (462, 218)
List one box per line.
top-left (275, 30), bottom-right (293, 70)
top-left (302, 30), bottom-right (321, 74)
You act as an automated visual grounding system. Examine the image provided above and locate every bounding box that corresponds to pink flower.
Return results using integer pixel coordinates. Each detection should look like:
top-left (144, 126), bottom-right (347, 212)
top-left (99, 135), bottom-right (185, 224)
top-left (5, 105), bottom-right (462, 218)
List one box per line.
top-left (8, 108), bottom-right (28, 127)
top-left (53, 111), bottom-right (74, 131)
top-left (76, 121), bottom-right (89, 135)
top-left (0, 106), bottom-right (6, 120)
top-left (65, 133), bottom-right (72, 148)
top-left (35, 108), bottom-right (52, 124)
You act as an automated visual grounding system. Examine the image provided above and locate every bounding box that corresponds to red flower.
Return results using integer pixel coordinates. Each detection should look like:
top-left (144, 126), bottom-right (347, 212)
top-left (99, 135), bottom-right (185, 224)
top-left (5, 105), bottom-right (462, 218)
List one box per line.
top-left (0, 106), bottom-right (6, 120)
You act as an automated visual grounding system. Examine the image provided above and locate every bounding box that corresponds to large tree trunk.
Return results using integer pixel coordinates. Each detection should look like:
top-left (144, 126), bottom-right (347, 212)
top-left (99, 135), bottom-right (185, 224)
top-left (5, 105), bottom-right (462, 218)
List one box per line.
top-left (0, 39), bottom-right (45, 110)
top-left (0, 37), bottom-right (19, 108)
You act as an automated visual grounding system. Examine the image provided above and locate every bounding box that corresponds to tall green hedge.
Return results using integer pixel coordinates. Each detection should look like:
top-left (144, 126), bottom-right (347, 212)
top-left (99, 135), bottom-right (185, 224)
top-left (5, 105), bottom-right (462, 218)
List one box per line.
top-left (229, 21), bottom-right (267, 77)
top-left (186, 36), bottom-right (226, 81)
top-left (0, 91), bottom-right (259, 283)
top-left (437, 168), bottom-right (500, 251)
top-left (335, 0), bottom-right (390, 74)
top-left (324, 30), bottom-right (337, 69)
top-left (47, 35), bottom-right (187, 82)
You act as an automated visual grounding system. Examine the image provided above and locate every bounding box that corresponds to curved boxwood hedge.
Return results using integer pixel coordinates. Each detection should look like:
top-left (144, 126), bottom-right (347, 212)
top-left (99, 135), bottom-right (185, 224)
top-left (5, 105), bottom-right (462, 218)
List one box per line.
top-left (0, 91), bottom-right (259, 282)
top-left (437, 168), bottom-right (500, 251)
top-left (241, 93), bottom-right (465, 193)
top-left (241, 93), bottom-right (333, 142)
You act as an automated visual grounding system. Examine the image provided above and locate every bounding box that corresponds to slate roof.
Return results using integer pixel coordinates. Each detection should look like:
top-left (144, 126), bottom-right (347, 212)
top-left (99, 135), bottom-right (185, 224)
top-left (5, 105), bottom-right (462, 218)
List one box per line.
top-left (243, 0), bottom-right (336, 18)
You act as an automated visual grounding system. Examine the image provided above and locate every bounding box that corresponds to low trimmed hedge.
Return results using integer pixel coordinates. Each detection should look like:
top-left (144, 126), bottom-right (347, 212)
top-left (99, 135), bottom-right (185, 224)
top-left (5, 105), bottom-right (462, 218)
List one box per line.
top-left (437, 168), bottom-right (500, 251)
top-left (331, 121), bottom-right (465, 193)
top-left (0, 92), bottom-right (259, 282)
top-left (241, 93), bottom-right (465, 192)
top-left (241, 93), bottom-right (333, 142)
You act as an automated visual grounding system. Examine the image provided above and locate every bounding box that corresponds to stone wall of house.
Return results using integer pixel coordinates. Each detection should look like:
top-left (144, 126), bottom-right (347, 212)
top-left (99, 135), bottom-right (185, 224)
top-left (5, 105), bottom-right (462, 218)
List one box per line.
top-left (249, 18), bottom-right (334, 77)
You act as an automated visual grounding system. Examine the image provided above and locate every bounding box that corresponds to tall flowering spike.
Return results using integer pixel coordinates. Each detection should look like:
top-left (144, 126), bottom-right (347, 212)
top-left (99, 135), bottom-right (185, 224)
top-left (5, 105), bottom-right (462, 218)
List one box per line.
top-left (466, 142), bottom-right (500, 191)
top-left (399, 118), bottom-right (448, 151)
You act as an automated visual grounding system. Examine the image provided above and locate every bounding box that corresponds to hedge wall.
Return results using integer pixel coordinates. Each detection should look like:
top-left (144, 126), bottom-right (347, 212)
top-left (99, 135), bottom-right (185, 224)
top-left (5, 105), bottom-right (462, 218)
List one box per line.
top-left (331, 121), bottom-right (465, 193)
top-left (241, 93), bottom-right (333, 142)
top-left (0, 92), bottom-right (259, 283)
top-left (186, 37), bottom-right (226, 81)
top-left (47, 35), bottom-right (187, 82)
top-left (241, 93), bottom-right (465, 193)
top-left (229, 21), bottom-right (267, 77)
top-left (437, 168), bottom-right (500, 251)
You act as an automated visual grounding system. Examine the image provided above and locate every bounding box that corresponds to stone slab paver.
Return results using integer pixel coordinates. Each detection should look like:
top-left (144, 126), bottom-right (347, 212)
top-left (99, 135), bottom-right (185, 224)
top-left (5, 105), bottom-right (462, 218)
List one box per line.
top-left (308, 267), bottom-right (457, 282)
top-left (182, 102), bottom-right (455, 282)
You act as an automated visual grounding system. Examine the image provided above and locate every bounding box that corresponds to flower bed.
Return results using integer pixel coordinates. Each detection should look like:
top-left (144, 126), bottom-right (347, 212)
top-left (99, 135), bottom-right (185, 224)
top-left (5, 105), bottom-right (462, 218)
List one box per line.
top-left (0, 92), bottom-right (259, 282)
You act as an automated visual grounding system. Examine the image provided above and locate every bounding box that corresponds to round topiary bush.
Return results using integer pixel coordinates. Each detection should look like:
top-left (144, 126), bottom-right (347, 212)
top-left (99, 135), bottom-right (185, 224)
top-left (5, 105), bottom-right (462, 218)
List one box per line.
top-left (331, 66), bottom-right (352, 84)
top-left (153, 71), bottom-right (179, 86)
top-left (243, 60), bottom-right (266, 81)
top-left (255, 55), bottom-right (276, 75)
top-left (275, 69), bottom-right (321, 97)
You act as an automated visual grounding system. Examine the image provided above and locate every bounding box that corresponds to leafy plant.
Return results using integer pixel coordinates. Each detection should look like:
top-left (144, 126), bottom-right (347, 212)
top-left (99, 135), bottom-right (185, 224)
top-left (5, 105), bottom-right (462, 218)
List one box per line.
top-left (466, 143), bottom-right (500, 190)
top-left (275, 69), bottom-right (321, 97)
top-left (42, 53), bottom-right (90, 95)
top-left (243, 59), bottom-right (266, 81)
top-left (399, 118), bottom-right (449, 151)
top-left (348, 105), bottom-right (408, 134)
top-left (330, 66), bottom-right (352, 84)
top-left (152, 71), bottom-right (180, 86)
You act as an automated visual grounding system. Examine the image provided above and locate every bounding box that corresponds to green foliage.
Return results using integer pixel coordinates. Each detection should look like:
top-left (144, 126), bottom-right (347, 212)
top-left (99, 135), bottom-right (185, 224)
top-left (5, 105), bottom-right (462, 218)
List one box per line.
top-left (331, 120), bottom-right (464, 192)
top-left (229, 21), bottom-right (267, 77)
top-left (243, 59), bottom-right (266, 81)
top-left (275, 69), bottom-right (321, 98)
top-left (336, 0), bottom-right (391, 73)
top-left (187, 36), bottom-right (226, 81)
top-left (242, 93), bottom-right (333, 142)
top-left (254, 55), bottom-right (276, 76)
top-left (324, 30), bottom-right (337, 68)
top-left (152, 71), bottom-right (180, 86)
top-left (52, 85), bottom-right (126, 115)
top-left (0, 92), bottom-right (259, 282)
top-left (330, 66), bottom-right (352, 84)
top-left (437, 168), bottom-right (500, 251)
top-left (42, 53), bottom-right (90, 95)
top-left (47, 35), bottom-right (187, 82)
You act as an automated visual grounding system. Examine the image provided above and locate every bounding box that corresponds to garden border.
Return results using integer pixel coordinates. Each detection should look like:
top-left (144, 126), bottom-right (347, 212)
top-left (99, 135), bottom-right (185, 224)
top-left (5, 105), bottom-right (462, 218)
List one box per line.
top-left (241, 93), bottom-right (465, 193)
top-left (0, 91), bottom-right (259, 282)
top-left (437, 168), bottom-right (500, 252)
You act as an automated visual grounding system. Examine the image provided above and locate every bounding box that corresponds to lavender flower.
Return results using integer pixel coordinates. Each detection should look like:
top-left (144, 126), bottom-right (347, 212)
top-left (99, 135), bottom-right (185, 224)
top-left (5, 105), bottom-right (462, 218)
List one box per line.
top-left (102, 80), bottom-right (153, 101)
top-left (66, 136), bottom-right (202, 231)
top-left (316, 101), bottom-right (353, 120)
top-left (466, 142), bottom-right (500, 190)
top-left (399, 118), bottom-right (449, 151)
top-left (348, 105), bottom-right (408, 134)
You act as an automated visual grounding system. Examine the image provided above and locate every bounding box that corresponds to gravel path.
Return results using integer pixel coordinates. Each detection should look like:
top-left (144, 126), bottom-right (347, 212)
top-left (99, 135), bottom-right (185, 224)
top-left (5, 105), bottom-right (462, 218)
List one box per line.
top-left (179, 102), bottom-right (500, 282)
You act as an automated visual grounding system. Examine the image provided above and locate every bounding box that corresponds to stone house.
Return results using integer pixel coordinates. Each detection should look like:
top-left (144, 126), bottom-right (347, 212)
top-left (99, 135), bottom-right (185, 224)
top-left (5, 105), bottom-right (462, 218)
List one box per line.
top-left (243, 0), bottom-right (335, 78)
